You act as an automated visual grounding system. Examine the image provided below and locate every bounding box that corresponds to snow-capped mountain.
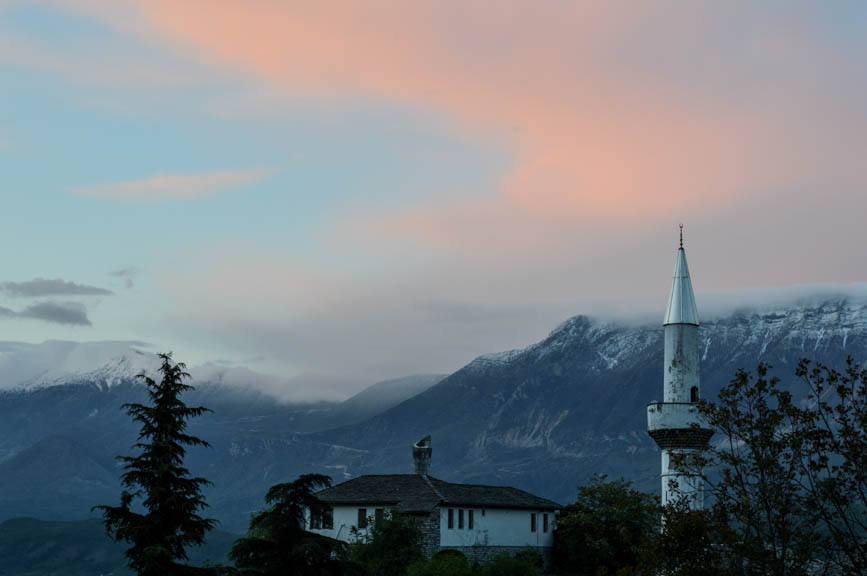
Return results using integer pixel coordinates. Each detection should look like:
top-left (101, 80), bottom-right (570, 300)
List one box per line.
top-left (0, 341), bottom-right (162, 391)
top-left (300, 297), bottom-right (867, 508)
top-left (0, 340), bottom-right (305, 397)
top-left (0, 298), bottom-right (866, 532)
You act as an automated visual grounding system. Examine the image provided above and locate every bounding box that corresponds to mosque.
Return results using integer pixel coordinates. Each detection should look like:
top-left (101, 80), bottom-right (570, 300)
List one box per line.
top-left (647, 228), bottom-right (714, 508)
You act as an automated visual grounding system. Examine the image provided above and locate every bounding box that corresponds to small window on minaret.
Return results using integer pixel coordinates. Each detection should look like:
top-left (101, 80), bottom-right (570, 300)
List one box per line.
top-left (690, 386), bottom-right (699, 403)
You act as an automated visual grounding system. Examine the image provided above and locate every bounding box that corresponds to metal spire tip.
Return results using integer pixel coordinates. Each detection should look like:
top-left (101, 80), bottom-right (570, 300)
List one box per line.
top-left (679, 224), bottom-right (684, 249)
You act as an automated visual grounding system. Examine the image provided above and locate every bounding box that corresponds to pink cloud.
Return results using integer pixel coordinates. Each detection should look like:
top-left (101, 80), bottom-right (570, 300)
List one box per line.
top-left (70, 169), bottom-right (267, 201)
top-left (123, 1), bottom-right (867, 226)
top-left (43, 1), bottom-right (867, 387)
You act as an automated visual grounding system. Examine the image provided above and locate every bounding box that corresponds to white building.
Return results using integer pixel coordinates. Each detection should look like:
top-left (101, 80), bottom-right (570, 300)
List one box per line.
top-left (647, 228), bottom-right (714, 508)
top-left (307, 437), bottom-right (559, 564)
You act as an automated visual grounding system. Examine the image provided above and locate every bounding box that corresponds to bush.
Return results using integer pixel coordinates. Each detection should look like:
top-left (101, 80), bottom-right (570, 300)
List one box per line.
top-left (350, 510), bottom-right (423, 576)
top-left (407, 550), bottom-right (472, 576)
top-left (479, 551), bottom-right (544, 576)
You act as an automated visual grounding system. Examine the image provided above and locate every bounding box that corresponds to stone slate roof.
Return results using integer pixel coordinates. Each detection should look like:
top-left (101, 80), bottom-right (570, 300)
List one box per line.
top-left (314, 474), bottom-right (560, 513)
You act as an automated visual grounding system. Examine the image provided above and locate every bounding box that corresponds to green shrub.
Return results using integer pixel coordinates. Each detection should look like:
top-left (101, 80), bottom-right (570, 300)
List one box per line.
top-left (479, 551), bottom-right (544, 576)
top-left (407, 550), bottom-right (472, 576)
top-left (350, 510), bottom-right (423, 576)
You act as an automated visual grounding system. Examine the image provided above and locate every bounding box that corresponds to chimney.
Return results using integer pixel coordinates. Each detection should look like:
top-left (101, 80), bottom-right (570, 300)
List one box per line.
top-left (413, 436), bottom-right (432, 475)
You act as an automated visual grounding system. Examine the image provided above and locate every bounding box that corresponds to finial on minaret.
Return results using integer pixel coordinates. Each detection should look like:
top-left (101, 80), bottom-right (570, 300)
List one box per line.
top-left (679, 223), bottom-right (684, 249)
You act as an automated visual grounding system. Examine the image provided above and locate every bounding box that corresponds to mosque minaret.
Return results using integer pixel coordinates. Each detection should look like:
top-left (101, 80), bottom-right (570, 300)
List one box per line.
top-left (647, 227), bottom-right (714, 508)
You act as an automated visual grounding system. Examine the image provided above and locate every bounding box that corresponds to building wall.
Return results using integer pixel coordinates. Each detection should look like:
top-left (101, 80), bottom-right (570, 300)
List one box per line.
top-left (307, 504), bottom-right (555, 561)
top-left (307, 505), bottom-right (442, 555)
top-left (305, 504), bottom-right (384, 542)
top-left (438, 507), bottom-right (554, 548)
top-left (418, 509), bottom-right (442, 560)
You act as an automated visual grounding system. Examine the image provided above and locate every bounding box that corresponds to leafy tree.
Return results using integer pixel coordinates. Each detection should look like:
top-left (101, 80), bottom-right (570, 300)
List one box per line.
top-left (230, 474), bottom-right (357, 576)
top-left (553, 474), bottom-right (658, 575)
top-left (652, 500), bottom-right (737, 576)
top-left (350, 510), bottom-right (423, 576)
top-left (789, 359), bottom-right (867, 574)
top-left (95, 353), bottom-right (216, 576)
top-left (696, 363), bottom-right (824, 576)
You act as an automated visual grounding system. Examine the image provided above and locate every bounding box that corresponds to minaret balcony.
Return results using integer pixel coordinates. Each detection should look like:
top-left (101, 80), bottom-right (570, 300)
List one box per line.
top-left (647, 402), bottom-right (713, 450)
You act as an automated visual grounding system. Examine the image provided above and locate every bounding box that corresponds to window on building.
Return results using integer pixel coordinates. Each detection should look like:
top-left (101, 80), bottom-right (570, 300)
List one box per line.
top-left (458, 509), bottom-right (464, 529)
top-left (530, 513), bottom-right (537, 532)
top-left (448, 508), bottom-right (454, 529)
top-left (481, 508), bottom-right (486, 517)
top-left (375, 508), bottom-right (384, 525)
top-left (691, 386), bottom-right (699, 403)
top-left (468, 509), bottom-right (474, 530)
top-left (358, 508), bottom-right (368, 529)
top-left (310, 504), bottom-right (333, 530)
top-left (543, 513), bottom-right (548, 533)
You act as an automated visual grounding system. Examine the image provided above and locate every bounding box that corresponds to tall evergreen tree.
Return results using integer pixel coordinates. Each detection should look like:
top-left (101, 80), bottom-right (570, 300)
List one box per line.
top-left (95, 352), bottom-right (215, 576)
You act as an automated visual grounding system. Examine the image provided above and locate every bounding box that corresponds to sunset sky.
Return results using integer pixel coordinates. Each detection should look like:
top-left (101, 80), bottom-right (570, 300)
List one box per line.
top-left (1, 1), bottom-right (866, 398)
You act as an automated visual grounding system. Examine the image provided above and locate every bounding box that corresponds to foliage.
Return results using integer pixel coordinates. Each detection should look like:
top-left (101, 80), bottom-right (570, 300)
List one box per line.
top-left (230, 474), bottom-right (357, 576)
top-left (697, 363), bottom-right (830, 576)
top-left (478, 550), bottom-right (544, 576)
top-left (350, 510), bottom-right (423, 576)
top-left (792, 358), bottom-right (867, 574)
top-left (651, 500), bottom-right (737, 576)
top-left (407, 550), bottom-right (473, 576)
top-left (95, 352), bottom-right (216, 576)
top-left (406, 549), bottom-right (543, 576)
top-left (552, 474), bottom-right (658, 575)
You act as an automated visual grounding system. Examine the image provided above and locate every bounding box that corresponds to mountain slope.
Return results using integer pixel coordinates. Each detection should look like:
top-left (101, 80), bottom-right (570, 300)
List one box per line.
top-left (305, 299), bottom-right (867, 504)
top-left (0, 364), bottom-right (442, 531)
top-left (0, 299), bottom-right (865, 532)
top-left (0, 517), bottom-right (236, 576)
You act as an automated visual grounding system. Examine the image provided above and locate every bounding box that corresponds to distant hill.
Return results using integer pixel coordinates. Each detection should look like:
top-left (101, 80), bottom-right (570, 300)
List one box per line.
top-left (0, 360), bottom-right (442, 532)
top-left (0, 517), bottom-right (236, 576)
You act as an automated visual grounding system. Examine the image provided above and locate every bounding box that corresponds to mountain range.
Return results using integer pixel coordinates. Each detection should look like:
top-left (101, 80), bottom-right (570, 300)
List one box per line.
top-left (1, 298), bottom-right (865, 534)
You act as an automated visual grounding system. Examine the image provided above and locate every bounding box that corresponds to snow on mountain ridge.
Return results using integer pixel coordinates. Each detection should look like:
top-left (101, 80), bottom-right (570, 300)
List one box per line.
top-left (0, 341), bottom-right (290, 393)
top-left (3, 298), bottom-right (866, 393)
top-left (462, 299), bottom-right (867, 377)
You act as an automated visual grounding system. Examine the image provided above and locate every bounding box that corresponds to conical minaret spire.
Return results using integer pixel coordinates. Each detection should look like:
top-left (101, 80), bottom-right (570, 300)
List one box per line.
top-left (647, 227), bottom-right (713, 509)
top-left (663, 229), bottom-right (698, 326)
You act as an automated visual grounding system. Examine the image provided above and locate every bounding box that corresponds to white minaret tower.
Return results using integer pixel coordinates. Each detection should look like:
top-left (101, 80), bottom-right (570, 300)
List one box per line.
top-left (647, 226), bottom-right (713, 508)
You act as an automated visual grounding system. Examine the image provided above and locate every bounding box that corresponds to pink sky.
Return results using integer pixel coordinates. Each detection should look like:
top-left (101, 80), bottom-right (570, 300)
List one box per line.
top-left (135, 1), bottom-right (867, 386)
top-left (127, 1), bottom-right (867, 223)
top-left (4, 1), bottom-right (866, 395)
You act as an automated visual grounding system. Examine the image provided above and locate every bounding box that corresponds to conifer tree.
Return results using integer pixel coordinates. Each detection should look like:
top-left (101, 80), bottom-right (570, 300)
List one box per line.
top-left (96, 352), bottom-right (215, 576)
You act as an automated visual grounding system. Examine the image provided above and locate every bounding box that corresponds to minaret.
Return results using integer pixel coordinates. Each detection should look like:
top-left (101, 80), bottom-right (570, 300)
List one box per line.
top-left (647, 226), bottom-right (713, 508)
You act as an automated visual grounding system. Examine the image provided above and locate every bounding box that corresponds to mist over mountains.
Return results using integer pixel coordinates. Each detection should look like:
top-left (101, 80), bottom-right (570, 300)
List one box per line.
top-left (1, 297), bottom-right (866, 533)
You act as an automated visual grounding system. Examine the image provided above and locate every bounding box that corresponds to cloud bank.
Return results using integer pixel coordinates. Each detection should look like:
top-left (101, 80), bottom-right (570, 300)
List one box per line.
top-left (1, 278), bottom-right (112, 298)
